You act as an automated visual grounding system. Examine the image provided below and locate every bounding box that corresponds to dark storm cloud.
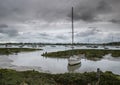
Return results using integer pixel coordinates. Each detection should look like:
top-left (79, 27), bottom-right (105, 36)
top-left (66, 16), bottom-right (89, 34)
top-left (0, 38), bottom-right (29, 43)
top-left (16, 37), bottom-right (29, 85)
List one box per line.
top-left (68, 0), bottom-right (112, 22)
top-left (0, 0), bottom-right (120, 23)
top-left (0, 24), bottom-right (18, 36)
top-left (109, 19), bottom-right (120, 24)
top-left (0, 0), bottom-right (37, 23)
top-left (0, 0), bottom-right (72, 23)
top-left (109, 0), bottom-right (120, 3)
top-left (0, 24), bottom-right (8, 28)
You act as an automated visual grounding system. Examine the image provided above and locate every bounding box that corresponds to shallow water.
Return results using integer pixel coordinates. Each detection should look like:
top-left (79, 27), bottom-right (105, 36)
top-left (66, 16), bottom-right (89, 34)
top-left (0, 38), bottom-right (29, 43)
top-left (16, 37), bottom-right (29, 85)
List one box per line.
top-left (0, 45), bottom-right (120, 74)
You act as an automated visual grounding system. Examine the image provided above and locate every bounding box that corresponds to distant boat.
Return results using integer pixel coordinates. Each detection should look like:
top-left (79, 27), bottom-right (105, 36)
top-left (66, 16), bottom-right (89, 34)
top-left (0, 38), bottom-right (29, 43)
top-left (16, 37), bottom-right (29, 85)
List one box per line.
top-left (86, 45), bottom-right (98, 48)
top-left (68, 7), bottom-right (83, 65)
top-left (51, 45), bottom-right (56, 47)
top-left (104, 46), bottom-right (109, 50)
top-left (92, 45), bottom-right (98, 48)
top-left (116, 46), bottom-right (119, 48)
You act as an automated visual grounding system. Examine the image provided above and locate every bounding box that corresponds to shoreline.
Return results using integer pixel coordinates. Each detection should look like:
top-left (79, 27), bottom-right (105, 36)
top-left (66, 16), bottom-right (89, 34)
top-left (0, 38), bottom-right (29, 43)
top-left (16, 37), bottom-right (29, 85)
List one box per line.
top-left (0, 48), bottom-right (42, 55)
top-left (42, 49), bottom-right (120, 59)
top-left (0, 68), bottom-right (120, 85)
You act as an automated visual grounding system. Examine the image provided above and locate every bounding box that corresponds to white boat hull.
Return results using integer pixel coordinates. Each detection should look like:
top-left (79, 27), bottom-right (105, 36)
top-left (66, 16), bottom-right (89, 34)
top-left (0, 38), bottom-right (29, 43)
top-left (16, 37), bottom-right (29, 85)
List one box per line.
top-left (68, 59), bottom-right (81, 65)
top-left (68, 55), bottom-right (83, 65)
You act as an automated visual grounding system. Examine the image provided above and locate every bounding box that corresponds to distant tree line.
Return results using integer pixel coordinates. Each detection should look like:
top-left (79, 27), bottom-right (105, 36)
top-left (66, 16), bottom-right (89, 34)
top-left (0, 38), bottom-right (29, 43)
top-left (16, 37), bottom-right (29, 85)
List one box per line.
top-left (0, 41), bottom-right (120, 46)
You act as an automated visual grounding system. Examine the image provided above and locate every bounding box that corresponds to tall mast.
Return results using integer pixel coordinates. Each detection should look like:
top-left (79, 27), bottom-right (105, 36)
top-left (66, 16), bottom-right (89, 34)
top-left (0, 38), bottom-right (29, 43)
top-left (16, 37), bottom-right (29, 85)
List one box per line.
top-left (71, 7), bottom-right (74, 56)
top-left (72, 7), bottom-right (74, 50)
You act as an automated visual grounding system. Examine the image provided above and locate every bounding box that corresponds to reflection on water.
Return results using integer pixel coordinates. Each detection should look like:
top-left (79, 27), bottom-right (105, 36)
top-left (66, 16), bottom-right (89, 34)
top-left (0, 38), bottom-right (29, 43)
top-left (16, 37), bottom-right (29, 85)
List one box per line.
top-left (87, 58), bottom-right (102, 61)
top-left (67, 63), bottom-right (81, 72)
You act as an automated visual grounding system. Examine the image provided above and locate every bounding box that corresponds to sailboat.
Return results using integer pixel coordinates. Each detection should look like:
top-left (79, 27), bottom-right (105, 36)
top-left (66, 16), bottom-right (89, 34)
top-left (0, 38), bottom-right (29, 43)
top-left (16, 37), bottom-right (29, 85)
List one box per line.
top-left (68, 7), bottom-right (84, 65)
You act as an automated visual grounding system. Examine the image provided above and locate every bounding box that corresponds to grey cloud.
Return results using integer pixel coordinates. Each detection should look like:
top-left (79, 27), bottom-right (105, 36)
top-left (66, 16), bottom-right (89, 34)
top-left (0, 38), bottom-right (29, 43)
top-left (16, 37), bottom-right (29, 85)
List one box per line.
top-left (56, 35), bottom-right (68, 40)
top-left (39, 33), bottom-right (49, 37)
top-left (96, 0), bottom-right (112, 12)
top-left (67, 0), bottom-right (112, 22)
top-left (0, 0), bottom-right (119, 23)
top-left (37, 32), bottom-right (70, 42)
top-left (109, 19), bottom-right (120, 24)
top-left (109, 0), bottom-right (120, 4)
top-left (76, 27), bottom-right (100, 37)
top-left (0, 24), bottom-right (8, 28)
top-left (0, 24), bottom-right (18, 36)
top-left (0, 0), bottom-right (71, 23)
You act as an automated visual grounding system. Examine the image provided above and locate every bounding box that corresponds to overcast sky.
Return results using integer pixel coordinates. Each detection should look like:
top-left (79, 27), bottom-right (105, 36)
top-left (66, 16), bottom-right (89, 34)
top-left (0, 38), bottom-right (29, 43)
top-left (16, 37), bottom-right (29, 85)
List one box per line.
top-left (0, 0), bottom-right (120, 43)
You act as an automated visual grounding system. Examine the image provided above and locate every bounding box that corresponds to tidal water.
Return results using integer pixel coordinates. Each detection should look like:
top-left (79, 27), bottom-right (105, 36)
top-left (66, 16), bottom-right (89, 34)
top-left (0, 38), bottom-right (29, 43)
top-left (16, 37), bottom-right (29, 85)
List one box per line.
top-left (0, 45), bottom-right (120, 74)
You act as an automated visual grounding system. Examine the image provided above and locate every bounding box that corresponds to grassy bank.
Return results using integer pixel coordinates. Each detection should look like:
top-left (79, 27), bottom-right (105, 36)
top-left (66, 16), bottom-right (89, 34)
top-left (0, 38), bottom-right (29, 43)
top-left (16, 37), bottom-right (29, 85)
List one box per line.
top-left (0, 69), bottom-right (120, 85)
top-left (0, 48), bottom-right (42, 55)
top-left (42, 49), bottom-right (120, 59)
